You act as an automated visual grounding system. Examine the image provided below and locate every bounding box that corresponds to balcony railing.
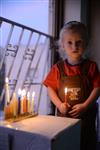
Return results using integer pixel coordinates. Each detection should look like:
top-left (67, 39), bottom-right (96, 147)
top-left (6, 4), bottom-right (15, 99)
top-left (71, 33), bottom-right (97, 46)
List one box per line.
top-left (0, 17), bottom-right (54, 114)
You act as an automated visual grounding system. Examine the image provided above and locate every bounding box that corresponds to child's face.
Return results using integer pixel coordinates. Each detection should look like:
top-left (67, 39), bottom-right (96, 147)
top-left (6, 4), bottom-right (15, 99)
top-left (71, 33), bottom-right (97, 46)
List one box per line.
top-left (62, 30), bottom-right (86, 61)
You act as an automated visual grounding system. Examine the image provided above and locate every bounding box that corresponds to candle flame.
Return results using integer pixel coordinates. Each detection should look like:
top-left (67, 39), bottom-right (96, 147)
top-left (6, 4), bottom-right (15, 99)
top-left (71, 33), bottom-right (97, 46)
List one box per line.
top-left (32, 91), bottom-right (35, 98)
top-left (21, 89), bottom-right (26, 96)
top-left (5, 77), bottom-right (9, 83)
top-left (27, 92), bottom-right (30, 98)
top-left (65, 87), bottom-right (67, 94)
top-left (18, 88), bottom-right (22, 95)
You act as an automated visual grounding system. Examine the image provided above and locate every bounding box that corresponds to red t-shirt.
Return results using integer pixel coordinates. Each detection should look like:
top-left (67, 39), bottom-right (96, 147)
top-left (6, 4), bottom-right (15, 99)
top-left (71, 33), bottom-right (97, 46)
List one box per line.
top-left (43, 59), bottom-right (100, 92)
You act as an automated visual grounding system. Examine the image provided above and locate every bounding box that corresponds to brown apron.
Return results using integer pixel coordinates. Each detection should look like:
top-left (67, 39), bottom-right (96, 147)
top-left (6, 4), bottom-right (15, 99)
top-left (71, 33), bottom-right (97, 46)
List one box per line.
top-left (57, 60), bottom-right (92, 117)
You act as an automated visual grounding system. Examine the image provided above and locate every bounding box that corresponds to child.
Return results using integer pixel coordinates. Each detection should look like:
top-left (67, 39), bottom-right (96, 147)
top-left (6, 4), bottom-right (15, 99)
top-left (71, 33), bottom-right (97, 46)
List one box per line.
top-left (43, 21), bottom-right (100, 150)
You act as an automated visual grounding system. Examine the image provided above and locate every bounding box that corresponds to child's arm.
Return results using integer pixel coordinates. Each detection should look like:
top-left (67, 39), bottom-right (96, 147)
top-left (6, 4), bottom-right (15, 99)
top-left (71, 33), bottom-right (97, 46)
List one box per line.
top-left (69, 87), bottom-right (100, 118)
top-left (83, 87), bottom-right (100, 108)
top-left (48, 86), bottom-right (70, 115)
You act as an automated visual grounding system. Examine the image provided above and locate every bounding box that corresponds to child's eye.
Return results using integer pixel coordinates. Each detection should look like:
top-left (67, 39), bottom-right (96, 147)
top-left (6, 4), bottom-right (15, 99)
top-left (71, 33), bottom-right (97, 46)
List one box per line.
top-left (76, 40), bottom-right (83, 46)
top-left (68, 41), bottom-right (72, 45)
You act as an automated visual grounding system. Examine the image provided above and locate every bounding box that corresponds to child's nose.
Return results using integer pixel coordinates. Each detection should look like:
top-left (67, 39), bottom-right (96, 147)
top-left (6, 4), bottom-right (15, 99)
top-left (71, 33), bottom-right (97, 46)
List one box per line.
top-left (72, 43), bottom-right (78, 51)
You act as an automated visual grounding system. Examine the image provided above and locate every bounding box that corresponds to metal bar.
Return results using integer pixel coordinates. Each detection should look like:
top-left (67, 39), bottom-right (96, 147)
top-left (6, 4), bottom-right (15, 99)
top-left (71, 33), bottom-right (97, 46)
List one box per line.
top-left (0, 17), bottom-right (52, 38)
top-left (14, 34), bottom-right (41, 93)
top-left (0, 24), bottom-right (14, 71)
top-left (21, 34), bottom-right (41, 88)
top-left (37, 39), bottom-right (50, 113)
top-left (10, 31), bottom-right (33, 96)
top-left (28, 37), bottom-right (48, 93)
top-left (0, 25), bottom-right (14, 102)
top-left (22, 34), bottom-right (41, 82)
top-left (16, 31), bottom-right (33, 79)
top-left (17, 28), bottom-right (24, 47)
top-left (6, 28), bottom-right (24, 77)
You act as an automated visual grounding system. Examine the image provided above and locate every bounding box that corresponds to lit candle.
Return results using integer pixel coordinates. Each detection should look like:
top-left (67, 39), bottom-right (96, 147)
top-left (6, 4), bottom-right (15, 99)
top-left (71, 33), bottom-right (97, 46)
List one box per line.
top-left (18, 88), bottom-right (22, 99)
top-left (4, 105), bottom-right (11, 119)
top-left (11, 92), bottom-right (18, 117)
top-left (31, 91), bottom-right (35, 114)
top-left (64, 87), bottom-right (68, 103)
top-left (18, 88), bottom-right (22, 114)
top-left (27, 92), bottom-right (30, 113)
top-left (5, 77), bottom-right (10, 105)
top-left (22, 89), bottom-right (27, 114)
top-left (23, 89), bottom-right (27, 113)
top-left (20, 89), bottom-right (25, 114)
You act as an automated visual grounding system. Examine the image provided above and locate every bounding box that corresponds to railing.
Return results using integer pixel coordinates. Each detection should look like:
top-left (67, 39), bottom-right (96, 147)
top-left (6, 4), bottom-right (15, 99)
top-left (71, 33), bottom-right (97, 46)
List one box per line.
top-left (0, 17), bottom-right (54, 114)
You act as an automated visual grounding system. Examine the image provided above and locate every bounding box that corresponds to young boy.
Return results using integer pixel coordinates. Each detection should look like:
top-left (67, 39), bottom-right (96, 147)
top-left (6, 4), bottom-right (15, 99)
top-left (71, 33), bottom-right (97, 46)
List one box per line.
top-left (43, 21), bottom-right (100, 150)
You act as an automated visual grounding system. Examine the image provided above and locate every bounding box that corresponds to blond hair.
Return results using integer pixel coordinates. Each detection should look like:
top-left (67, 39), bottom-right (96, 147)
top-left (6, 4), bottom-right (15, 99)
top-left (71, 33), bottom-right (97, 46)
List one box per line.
top-left (59, 21), bottom-right (88, 48)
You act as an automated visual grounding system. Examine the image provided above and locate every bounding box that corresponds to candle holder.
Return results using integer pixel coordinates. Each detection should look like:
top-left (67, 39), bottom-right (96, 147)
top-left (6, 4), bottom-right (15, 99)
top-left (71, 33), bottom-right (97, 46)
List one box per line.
top-left (3, 90), bottom-right (37, 122)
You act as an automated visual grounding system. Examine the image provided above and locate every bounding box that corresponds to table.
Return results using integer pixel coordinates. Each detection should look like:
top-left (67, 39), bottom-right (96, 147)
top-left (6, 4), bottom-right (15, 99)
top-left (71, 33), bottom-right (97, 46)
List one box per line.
top-left (0, 115), bottom-right (81, 150)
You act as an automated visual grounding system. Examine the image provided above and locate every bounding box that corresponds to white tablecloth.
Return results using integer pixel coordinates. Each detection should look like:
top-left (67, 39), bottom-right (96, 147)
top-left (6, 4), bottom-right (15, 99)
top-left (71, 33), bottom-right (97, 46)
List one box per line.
top-left (0, 115), bottom-right (81, 150)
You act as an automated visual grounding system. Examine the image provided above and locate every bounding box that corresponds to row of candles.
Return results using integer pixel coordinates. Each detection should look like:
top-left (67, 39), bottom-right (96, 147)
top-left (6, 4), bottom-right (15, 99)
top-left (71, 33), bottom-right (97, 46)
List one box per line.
top-left (4, 77), bottom-right (68, 119)
top-left (4, 77), bottom-right (35, 118)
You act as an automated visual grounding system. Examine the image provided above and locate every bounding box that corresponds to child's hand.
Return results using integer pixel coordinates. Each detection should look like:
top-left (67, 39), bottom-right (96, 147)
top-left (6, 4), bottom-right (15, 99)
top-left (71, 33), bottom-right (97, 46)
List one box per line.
top-left (59, 102), bottom-right (71, 115)
top-left (68, 103), bottom-right (86, 118)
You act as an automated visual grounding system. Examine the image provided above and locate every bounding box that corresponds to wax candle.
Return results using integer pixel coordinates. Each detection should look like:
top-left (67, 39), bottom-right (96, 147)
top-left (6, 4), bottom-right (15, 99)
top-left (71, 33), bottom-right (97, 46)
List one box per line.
top-left (11, 92), bottom-right (18, 117)
top-left (31, 91), bottom-right (35, 113)
top-left (5, 77), bottom-right (10, 105)
top-left (64, 87), bottom-right (68, 103)
top-left (27, 92), bottom-right (30, 113)
top-left (23, 89), bottom-right (27, 114)
top-left (4, 105), bottom-right (11, 119)
top-left (18, 88), bottom-right (22, 114)
top-left (20, 89), bottom-right (27, 114)
top-left (20, 89), bottom-right (24, 114)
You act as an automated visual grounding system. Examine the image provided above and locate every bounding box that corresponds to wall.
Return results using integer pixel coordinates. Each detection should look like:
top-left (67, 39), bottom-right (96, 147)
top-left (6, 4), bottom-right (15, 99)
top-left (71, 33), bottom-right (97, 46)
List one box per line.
top-left (90, 0), bottom-right (100, 143)
top-left (64, 0), bottom-right (81, 23)
top-left (64, 0), bottom-right (100, 70)
top-left (90, 0), bottom-right (100, 70)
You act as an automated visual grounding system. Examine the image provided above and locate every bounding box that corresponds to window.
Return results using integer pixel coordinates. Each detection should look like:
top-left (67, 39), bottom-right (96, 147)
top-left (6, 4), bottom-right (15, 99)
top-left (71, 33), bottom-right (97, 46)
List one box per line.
top-left (0, 0), bottom-right (54, 114)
